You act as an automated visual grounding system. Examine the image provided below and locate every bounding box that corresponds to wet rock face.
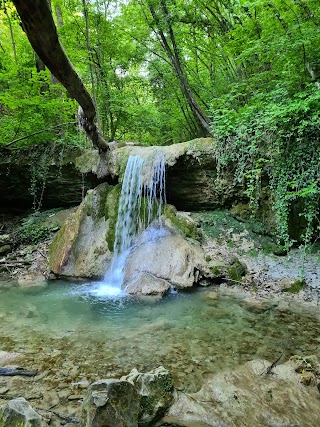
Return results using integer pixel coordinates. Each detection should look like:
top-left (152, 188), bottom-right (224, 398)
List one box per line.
top-left (0, 397), bottom-right (48, 427)
top-left (165, 358), bottom-right (320, 427)
top-left (82, 379), bottom-right (140, 427)
top-left (166, 154), bottom-right (243, 210)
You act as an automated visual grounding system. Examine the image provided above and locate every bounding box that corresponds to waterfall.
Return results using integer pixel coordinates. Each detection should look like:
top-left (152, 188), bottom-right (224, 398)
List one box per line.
top-left (95, 152), bottom-right (166, 296)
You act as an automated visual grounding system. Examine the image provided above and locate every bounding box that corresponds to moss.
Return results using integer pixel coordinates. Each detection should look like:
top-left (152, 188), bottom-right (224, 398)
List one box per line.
top-left (284, 278), bottom-right (306, 294)
top-left (228, 259), bottom-right (247, 282)
top-left (205, 255), bottom-right (212, 262)
top-left (105, 184), bottom-right (121, 251)
top-left (165, 205), bottom-right (201, 241)
top-left (209, 265), bottom-right (223, 278)
top-left (230, 203), bottom-right (250, 220)
top-left (49, 205), bottom-right (84, 273)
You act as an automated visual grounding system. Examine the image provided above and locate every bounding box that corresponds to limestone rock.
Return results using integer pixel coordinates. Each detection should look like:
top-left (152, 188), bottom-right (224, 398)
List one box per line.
top-left (82, 379), bottom-right (139, 427)
top-left (0, 397), bottom-right (48, 426)
top-left (123, 225), bottom-right (205, 291)
top-left (125, 273), bottom-right (171, 296)
top-left (0, 143), bottom-right (98, 210)
top-left (49, 182), bottom-right (112, 278)
top-left (165, 358), bottom-right (320, 427)
top-left (0, 350), bottom-right (21, 365)
top-left (123, 366), bottom-right (174, 426)
top-left (202, 290), bottom-right (219, 303)
top-left (76, 138), bottom-right (246, 210)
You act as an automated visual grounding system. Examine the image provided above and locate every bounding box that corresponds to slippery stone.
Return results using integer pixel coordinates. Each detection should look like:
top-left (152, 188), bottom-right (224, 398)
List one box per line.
top-left (0, 397), bottom-right (48, 426)
top-left (124, 366), bottom-right (174, 426)
top-left (125, 273), bottom-right (171, 296)
top-left (82, 379), bottom-right (140, 427)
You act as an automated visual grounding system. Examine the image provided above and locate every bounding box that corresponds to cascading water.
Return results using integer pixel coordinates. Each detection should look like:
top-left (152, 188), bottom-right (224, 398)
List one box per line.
top-left (94, 152), bottom-right (166, 297)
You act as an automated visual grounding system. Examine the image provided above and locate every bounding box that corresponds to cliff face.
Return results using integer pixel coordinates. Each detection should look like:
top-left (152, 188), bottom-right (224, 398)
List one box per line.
top-left (1, 138), bottom-right (246, 212)
top-left (0, 144), bottom-right (100, 211)
top-left (76, 138), bottom-right (247, 211)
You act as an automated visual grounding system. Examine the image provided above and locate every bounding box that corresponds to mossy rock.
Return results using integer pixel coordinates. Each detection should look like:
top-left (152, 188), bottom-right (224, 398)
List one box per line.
top-left (124, 366), bottom-right (174, 426)
top-left (283, 278), bottom-right (306, 294)
top-left (84, 182), bottom-right (112, 219)
top-left (49, 182), bottom-right (112, 278)
top-left (209, 265), bottom-right (224, 278)
top-left (228, 259), bottom-right (247, 282)
top-left (164, 205), bottom-right (201, 241)
top-left (105, 184), bottom-right (121, 252)
top-left (49, 203), bottom-right (85, 274)
top-left (75, 149), bottom-right (100, 174)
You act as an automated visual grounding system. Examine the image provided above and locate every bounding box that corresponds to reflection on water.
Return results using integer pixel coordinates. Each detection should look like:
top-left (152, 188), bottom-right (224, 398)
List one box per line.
top-left (1, 281), bottom-right (320, 392)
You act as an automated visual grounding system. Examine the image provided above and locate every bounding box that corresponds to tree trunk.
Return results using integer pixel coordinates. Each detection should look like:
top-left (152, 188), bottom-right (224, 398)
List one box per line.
top-left (3, 2), bottom-right (17, 64)
top-left (147, 0), bottom-right (212, 137)
top-left (82, 0), bottom-right (100, 128)
top-left (12, 0), bottom-right (108, 152)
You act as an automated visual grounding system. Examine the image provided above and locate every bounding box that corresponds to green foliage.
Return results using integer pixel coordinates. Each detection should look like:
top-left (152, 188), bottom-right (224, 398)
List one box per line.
top-left (14, 209), bottom-right (62, 245)
top-left (212, 83), bottom-right (320, 247)
top-left (209, 0), bottom-right (320, 247)
top-left (1, 0), bottom-right (319, 248)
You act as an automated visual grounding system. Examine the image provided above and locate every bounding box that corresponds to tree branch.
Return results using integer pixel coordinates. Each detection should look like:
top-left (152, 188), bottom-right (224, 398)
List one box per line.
top-left (4, 122), bottom-right (76, 148)
top-left (12, 0), bottom-right (109, 151)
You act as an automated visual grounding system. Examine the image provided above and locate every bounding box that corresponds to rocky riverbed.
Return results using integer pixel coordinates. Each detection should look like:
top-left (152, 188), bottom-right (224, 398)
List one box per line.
top-left (0, 208), bottom-right (320, 426)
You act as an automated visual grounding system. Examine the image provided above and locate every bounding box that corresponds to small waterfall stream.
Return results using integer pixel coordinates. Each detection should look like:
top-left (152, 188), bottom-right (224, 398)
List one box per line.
top-left (95, 153), bottom-right (166, 296)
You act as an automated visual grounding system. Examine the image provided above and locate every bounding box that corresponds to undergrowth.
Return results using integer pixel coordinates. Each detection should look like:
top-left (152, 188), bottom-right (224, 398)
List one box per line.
top-left (13, 209), bottom-right (62, 245)
top-left (211, 83), bottom-right (320, 249)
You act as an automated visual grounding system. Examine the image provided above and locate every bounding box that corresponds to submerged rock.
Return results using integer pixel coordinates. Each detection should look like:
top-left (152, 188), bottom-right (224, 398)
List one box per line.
top-left (165, 358), bottom-right (320, 427)
top-left (17, 272), bottom-right (47, 288)
top-left (82, 379), bottom-right (140, 427)
top-left (124, 366), bottom-right (174, 426)
top-left (0, 397), bottom-right (48, 426)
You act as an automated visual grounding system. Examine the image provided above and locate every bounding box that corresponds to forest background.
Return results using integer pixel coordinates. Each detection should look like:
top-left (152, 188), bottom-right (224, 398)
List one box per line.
top-left (0, 0), bottom-right (319, 247)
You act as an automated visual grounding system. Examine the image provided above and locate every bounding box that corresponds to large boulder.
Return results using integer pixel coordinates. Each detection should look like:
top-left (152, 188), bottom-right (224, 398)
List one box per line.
top-left (49, 182), bottom-right (114, 278)
top-left (123, 224), bottom-right (205, 293)
top-left (123, 366), bottom-right (174, 426)
top-left (0, 397), bottom-right (48, 427)
top-left (82, 379), bottom-right (140, 427)
top-left (49, 180), bottom-right (206, 286)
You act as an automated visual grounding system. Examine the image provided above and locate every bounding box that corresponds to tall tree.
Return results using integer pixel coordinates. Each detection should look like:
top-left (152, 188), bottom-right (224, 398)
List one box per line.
top-left (143, 0), bottom-right (212, 136)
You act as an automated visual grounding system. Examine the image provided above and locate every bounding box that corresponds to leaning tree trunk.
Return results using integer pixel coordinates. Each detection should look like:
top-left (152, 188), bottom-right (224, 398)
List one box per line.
top-left (12, 0), bottom-right (109, 152)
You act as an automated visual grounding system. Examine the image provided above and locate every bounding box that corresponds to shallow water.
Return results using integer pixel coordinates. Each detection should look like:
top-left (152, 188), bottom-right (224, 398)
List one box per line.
top-left (1, 281), bottom-right (320, 392)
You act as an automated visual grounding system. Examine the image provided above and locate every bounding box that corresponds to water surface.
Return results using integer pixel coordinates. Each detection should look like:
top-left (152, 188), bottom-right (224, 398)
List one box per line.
top-left (1, 281), bottom-right (320, 392)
